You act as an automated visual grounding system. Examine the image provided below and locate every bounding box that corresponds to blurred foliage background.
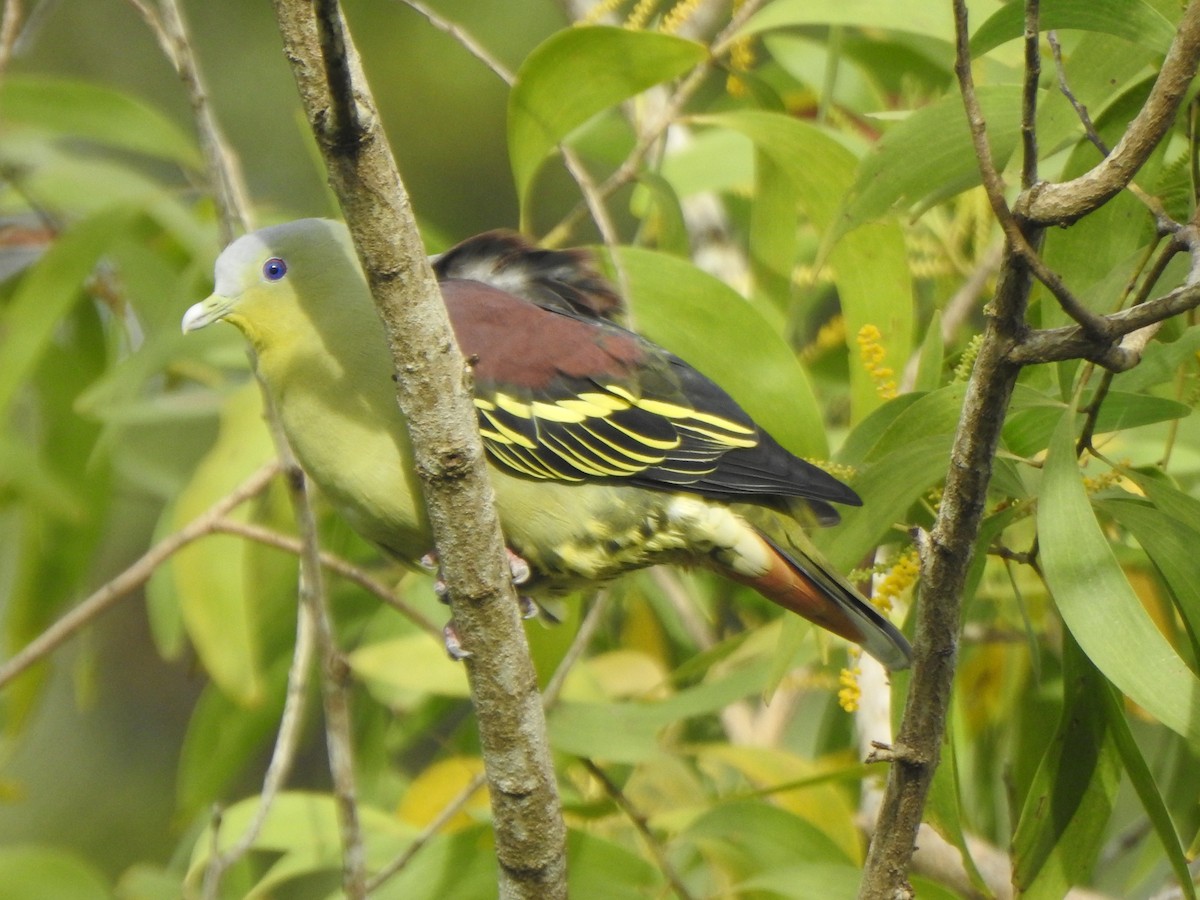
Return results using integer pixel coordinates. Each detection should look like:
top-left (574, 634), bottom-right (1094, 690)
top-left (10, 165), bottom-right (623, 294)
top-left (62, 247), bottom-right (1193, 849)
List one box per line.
top-left (1, 0), bottom-right (1199, 897)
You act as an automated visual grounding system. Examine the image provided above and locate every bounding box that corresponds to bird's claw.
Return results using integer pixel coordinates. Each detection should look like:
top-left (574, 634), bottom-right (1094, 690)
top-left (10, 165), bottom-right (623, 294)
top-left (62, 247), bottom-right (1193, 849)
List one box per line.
top-left (443, 622), bottom-right (472, 661)
top-left (506, 548), bottom-right (531, 586)
top-left (423, 548), bottom-right (532, 604)
top-left (518, 595), bottom-right (539, 620)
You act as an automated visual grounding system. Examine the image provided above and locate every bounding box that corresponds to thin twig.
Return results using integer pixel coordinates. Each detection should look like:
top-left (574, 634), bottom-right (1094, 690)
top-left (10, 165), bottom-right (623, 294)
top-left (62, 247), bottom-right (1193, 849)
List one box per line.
top-left (1048, 30), bottom-right (1181, 235)
top-left (541, 0), bottom-right (768, 248)
top-left (1008, 277), bottom-right (1200, 367)
top-left (200, 592), bottom-right (316, 899)
top-left (951, 0), bottom-right (1108, 341)
top-left (0, 462), bottom-right (280, 691)
top-left (397, 0), bottom-right (510, 81)
top-left (211, 518), bottom-right (442, 638)
top-left (128, 0), bottom-right (252, 243)
top-left (541, 590), bottom-right (612, 708)
top-left (1047, 31), bottom-right (1108, 156)
top-left (365, 770), bottom-right (488, 892)
top-left (1020, 0), bottom-right (1040, 189)
top-left (289, 461), bottom-right (368, 898)
top-left (0, 0), bottom-right (22, 79)
top-left (581, 758), bottom-right (698, 900)
top-left (368, 589), bottom-right (612, 892)
top-left (396, 0), bottom-right (629, 297)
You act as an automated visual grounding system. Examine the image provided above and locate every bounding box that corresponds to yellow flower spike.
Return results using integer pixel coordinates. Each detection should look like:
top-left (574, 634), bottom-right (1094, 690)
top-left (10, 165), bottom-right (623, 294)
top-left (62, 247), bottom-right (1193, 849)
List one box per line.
top-left (856, 324), bottom-right (899, 400)
top-left (660, 0), bottom-right (703, 33)
top-left (724, 0), bottom-right (755, 97)
top-left (954, 333), bottom-right (984, 382)
top-left (802, 316), bottom-right (847, 364)
top-left (581, 0), bottom-right (626, 25)
top-left (838, 663), bottom-right (863, 713)
top-left (807, 459), bottom-right (857, 483)
top-left (625, 0), bottom-right (659, 30)
top-left (1082, 463), bottom-right (1127, 494)
top-left (870, 549), bottom-right (921, 614)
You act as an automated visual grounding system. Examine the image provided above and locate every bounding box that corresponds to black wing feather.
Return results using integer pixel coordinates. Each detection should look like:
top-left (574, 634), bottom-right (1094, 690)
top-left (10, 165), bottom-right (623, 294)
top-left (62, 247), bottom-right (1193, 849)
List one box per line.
top-left (438, 247), bottom-right (860, 518)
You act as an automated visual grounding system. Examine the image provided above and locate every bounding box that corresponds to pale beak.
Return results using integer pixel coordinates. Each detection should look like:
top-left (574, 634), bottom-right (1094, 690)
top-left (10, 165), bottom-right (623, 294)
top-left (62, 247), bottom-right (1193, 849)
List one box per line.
top-left (181, 295), bottom-right (232, 333)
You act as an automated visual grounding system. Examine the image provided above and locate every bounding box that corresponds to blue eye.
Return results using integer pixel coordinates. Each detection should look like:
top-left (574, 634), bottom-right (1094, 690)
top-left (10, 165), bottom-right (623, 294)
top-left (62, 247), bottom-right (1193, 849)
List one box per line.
top-left (263, 257), bottom-right (287, 281)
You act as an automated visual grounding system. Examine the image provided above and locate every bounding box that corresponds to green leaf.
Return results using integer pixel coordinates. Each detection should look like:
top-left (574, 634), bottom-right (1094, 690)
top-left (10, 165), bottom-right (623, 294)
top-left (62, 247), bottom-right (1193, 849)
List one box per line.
top-left (697, 110), bottom-right (913, 422)
top-left (151, 381), bottom-right (275, 704)
top-left (914, 310), bottom-right (945, 393)
top-left (610, 246), bottom-right (829, 459)
top-left (734, 863), bottom-right (862, 900)
top-left (970, 0), bottom-right (1176, 57)
top-left (736, 0), bottom-right (957, 44)
top-left (1039, 407), bottom-right (1200, 749)
top-left (749, 151), bottom-right (801, 308)
top-left (1003, 388), bottom-right (1190, 459)
top-left (630, 171), bottom-right (689, 257)
top-left (348, 632), bottom-right (471, 702)
top-left (549, 657), bottom-right (772, 762)
top-left (818, 432), bottom-right (951, 570)
top-left (681, 800), bottom-right (854, 877)
top-left (1012, 634), bottom-right (1120, 898)
top-left (1114, 324), bottom-right (1200, 393)
top-left (924, 710), bottom-right (991, 897)
top-left (508, 26), bottom-right (705, 206)
top-left (187, 791), bottom-right (413, 895)
top-left (0, 846), bottom-right (110, 900)
top-left (176, 655), bottom-right (294, 816)
top-left (841, 85), bottom-right (1023, 230)
top-left (0, 206), bottom-right (136, 419)
top-left (1101, 497), bottom-right (1200, 660)
top-left (0, 76), bottom-right (203, 169)
top-left (861, 383), bottom-right (967, 464)
top-left (1099, 677), bottom-right (1198, 900)
top-left (567, 830), bottom-right (663, 899)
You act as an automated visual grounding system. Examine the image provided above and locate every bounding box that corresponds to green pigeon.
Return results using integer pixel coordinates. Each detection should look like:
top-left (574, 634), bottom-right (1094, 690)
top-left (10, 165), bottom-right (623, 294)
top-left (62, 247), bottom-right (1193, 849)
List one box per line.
top-left (182, 219), bottom-right (911, 669)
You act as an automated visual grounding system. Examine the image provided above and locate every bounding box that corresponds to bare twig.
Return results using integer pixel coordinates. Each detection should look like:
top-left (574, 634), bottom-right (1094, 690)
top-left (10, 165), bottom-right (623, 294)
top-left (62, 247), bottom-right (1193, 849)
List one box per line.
top-left (0, 0), bottom-right (22, 78)
top-left (128, 0), bottom-right (252, 243)
top-left (1020, 0), bottom-right (1040, 189)
top-left (541, 0), bottom-right (768, 248)
top-left (0, 462), bottom-right (280, 691)
top-left (540, 590), bottom-right (612, 708)
top-left (368, 589), bottom-right (611, 892)
top-left (396, 0), bottom-right (627, 294)
top-left (1048, 31), bottom-right (1181, 235)
top-left (581, 758), bottom-right (697, 900)
top-left (365, 770), bottom-right (489, 892)
top-left (211, 518), bottom-right (442, 638)
top-left (951, 0), bottom-right (1108, 341)
top-left (1023, 0), bottom-right (1200, 225)
top-left (290, 462), bottom-right (368, 898)
top-left (1047, 31), bottom-right (1108, 156)
top-left (200, 591), bottom-right (316, 899)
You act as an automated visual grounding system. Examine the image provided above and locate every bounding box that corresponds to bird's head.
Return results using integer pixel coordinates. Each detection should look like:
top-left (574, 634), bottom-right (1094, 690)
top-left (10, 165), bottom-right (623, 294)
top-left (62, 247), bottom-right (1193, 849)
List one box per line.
top-left (182, 218), bottom-right (364, 352)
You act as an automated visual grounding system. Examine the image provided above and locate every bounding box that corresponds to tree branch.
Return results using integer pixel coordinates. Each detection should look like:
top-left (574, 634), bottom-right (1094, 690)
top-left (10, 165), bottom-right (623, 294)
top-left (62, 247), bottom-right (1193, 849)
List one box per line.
top-left (1007, 277), bottom-right (1200, 367)
top-left (1022, 0), bottom-right (1200, 225)
top-left (0, 462), bottom-right (280, 691)
top-left (270, 3), bottom-right (566, 897)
